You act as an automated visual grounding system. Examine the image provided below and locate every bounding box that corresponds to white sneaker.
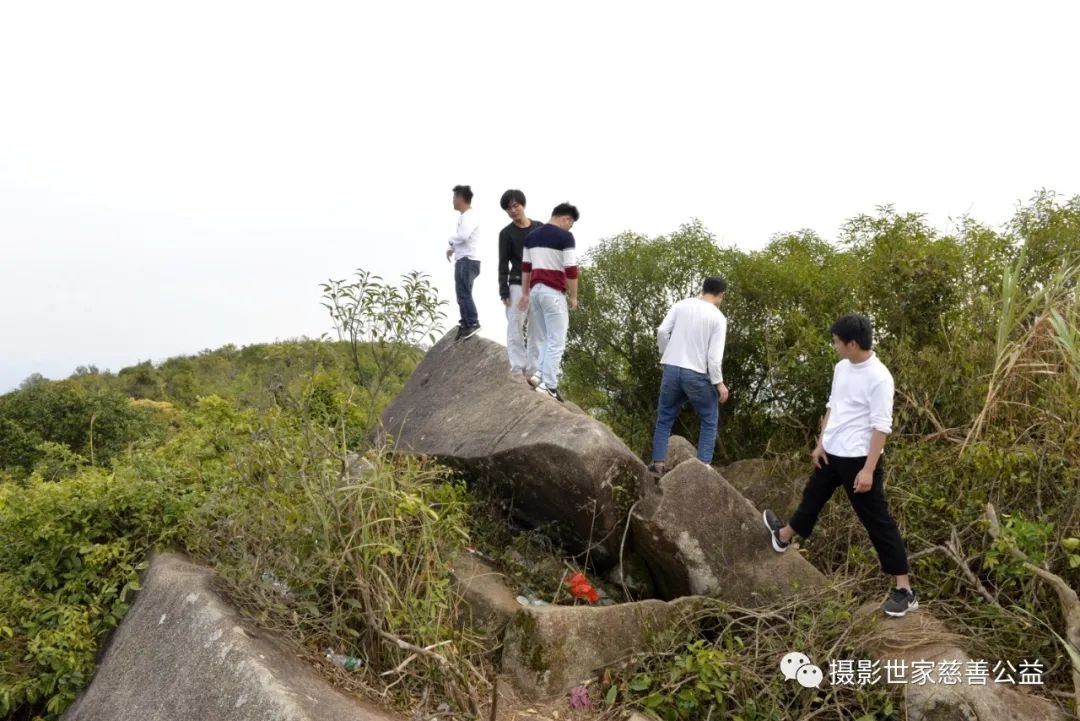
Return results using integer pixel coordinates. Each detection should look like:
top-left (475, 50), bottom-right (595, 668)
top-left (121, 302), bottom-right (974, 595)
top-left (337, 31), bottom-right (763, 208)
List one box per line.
top-left (527, 372), bottom-right (542, 388)
top-left (535, 384), bottom-right (563, 402)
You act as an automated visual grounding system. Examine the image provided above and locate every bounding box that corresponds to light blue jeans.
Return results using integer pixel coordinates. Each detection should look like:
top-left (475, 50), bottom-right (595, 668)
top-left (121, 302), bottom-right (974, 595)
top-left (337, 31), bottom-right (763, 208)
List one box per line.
top-left (506, 284), bottom-right (541, 375)
top-left (528, 284), bottom-right (568, 389)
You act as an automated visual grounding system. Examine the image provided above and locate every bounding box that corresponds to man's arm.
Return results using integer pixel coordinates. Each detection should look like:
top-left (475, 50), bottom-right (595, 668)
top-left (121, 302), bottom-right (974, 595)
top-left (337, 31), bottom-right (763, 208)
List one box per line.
top-left (498, 228), bottom-right (511, 301)
top-left (516, 246), bottom-right (533, 311)
top-left (656, 307), bottom-right (676, 354)
top-left (707, 315), bottom-right (728, 403)
top-left (563, 234), bottom-right (579, 309)
top-left (854, 377), bottom-right (894, 491)
top-left (811, 405), bottom-right (832, 468)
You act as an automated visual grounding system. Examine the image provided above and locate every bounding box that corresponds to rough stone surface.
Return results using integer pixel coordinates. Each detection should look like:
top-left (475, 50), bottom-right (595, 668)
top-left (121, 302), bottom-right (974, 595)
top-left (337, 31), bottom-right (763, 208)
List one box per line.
top-left (856, 603), bottom-right (1066, 721)
top-left (501, 597), bottom-right (704, 699)
top-left (664, 435), bottom-right (698, 469)
top-left (62, 553), bottom-right (397, 721)
top-left (449, 553), bottom-right (522, 633)
top-left (379, 331), bottom-right (646, 566)
top-left (632, 459), bottom-right (826, 602)
top-left (718, 457), bottom-right (806, 515)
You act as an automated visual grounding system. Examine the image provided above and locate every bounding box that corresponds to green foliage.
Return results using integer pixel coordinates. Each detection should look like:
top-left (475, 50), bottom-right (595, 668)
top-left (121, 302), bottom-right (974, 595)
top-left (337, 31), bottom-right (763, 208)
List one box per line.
top-left (564, 221), bottom-right (856, 457)
top-left (31, 442), bottom-right (87, 482)
top-left (0, 467), bottom-right (196, 717)
top-left (565, 221), bottom-right (731, 452)
top-left (0, 381), bottom-right (168, 475)
top-left (322, 269), bottom-right (446, 428)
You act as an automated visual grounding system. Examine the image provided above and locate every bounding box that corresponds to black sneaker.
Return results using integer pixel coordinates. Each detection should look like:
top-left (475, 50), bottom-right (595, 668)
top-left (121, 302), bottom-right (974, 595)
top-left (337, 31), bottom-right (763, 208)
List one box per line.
top-left (455, 325), bottom-right (466, 340)
top-left (762, 509), bottom-right (789, 553)
top-left (461, 324), bottom-right (481, 340)
top-left (647, 463), bottom-right (666, 481)
top-left (881, 587), bottom-right (919, 617)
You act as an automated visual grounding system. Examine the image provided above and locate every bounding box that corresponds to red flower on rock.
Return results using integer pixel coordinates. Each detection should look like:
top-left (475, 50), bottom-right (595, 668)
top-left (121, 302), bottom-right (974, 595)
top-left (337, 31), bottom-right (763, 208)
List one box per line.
top-left (566, 572), bottom-right (600, 604)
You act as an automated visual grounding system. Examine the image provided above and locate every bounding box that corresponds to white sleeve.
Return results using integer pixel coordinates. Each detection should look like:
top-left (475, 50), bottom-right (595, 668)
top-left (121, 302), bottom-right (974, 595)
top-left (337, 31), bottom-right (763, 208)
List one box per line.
top-left (656, 306), bottom-right (676, 355)
top-left (449, 213), bottom-right (479, 246)
top-left (869, 373), bottom-right (895, 434)
top-left (825, 364), bottom-right (839, 409)
top-left (707, 314), bottom-right (726, 385)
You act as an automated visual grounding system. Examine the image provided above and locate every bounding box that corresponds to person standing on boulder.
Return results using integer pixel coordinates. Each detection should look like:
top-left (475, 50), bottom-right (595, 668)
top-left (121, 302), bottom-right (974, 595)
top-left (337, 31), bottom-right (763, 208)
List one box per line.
top-left (517, 202), bottom-right (580, 401)
top-left (498, 189), bottom-right (543, 383)
top-left (648, 277), bottom-right (729, 477)
top-left (763, 313), bottom-right (918, 617)
top-left (445, 184), bottom-right (482, 340)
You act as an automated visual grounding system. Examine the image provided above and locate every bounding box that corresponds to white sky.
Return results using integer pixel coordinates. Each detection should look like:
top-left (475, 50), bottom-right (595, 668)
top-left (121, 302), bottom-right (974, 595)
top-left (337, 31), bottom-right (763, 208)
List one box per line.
top-left (2, 1), bottom-right (1078, 393)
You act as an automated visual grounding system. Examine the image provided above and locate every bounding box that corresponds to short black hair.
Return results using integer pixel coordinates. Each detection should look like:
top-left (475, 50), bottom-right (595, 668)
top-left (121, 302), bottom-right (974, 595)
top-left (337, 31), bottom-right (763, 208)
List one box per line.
top-left (702, 277), bottom-right (727, 295)
top-left (500, 189), bottom-right (526, 210)
top-left (830, 313), bottom-right (873, 350)
top-left (452, 185), bottom-right (473, 203)
top-left (551, 202), bottom-right (580, 221)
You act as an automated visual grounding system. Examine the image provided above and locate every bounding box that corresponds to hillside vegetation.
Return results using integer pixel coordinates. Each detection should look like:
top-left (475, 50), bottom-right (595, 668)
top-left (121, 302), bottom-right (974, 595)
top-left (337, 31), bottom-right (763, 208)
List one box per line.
top-left (2, 194), bottom-right (1079, 720)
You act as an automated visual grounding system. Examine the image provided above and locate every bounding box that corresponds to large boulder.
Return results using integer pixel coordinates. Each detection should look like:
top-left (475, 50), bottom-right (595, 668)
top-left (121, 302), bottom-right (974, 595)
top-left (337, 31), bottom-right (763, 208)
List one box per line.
top-left (855, 603), bottom-right (1066, 721)
top-left (718, 457), bottom-right (807, 514)
top-left (501, 597), bottom-right (704, 699)
top-left (378, 331), bottom-right (646, 567)
top-left (62, 553), bottom-right (398, 721)
top-left (631, 459), bottom-right (826, 602)
top-left (664, 434), bottom-right (698, 468)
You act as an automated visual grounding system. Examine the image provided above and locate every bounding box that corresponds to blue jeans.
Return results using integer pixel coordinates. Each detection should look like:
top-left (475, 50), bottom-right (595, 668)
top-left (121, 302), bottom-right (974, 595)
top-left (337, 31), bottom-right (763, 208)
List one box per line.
top-left (454, 258), bottom-right (480, 327)
top-left (528, 283), bottom-right (568, 389)
top-left (651, 364), bottom-right (719, 464)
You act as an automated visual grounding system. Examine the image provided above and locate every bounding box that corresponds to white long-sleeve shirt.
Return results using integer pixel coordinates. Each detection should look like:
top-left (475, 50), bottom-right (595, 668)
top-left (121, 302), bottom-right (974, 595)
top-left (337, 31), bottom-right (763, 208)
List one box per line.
top-left (656, 297), bottom-right (727, 384)
top-left (448, 208), bottom-right (480, 261)
top-left (821, 353), bottom-right (894, 457)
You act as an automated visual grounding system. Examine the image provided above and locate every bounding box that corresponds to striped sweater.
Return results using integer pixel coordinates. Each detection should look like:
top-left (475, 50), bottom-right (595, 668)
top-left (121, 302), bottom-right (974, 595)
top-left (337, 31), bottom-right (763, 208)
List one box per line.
top-left (521, 224), bottom-right (579, 293)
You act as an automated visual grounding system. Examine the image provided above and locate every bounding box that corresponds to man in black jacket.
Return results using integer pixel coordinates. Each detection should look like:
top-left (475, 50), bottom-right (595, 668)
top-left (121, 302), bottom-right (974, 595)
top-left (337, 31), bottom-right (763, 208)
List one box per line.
top-left (498, 189), bottom-right (543, 383)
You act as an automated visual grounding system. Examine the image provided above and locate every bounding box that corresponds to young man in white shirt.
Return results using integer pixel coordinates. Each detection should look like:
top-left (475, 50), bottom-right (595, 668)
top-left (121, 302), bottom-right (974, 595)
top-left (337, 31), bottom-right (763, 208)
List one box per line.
top-left (445, 184), bottom-right (482, 340)
top-left (649, 277), bottom-right (730, 476)
top-left (763, 314), bottom-right (917, 617)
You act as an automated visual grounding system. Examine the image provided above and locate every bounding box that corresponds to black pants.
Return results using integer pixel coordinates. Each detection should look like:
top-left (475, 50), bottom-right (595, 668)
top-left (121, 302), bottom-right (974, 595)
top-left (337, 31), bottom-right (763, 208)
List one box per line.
top-left (788, 453), bottom-right (910, 576)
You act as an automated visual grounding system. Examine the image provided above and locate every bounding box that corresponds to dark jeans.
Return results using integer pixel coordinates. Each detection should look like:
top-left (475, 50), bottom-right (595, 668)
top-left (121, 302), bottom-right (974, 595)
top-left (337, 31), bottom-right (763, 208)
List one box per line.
top-left (651, 364), bottom-right (719, 464)
top-left (454, 258), bottom-right (480, 327)
top-left (788, 454), bottom-right (910, 575)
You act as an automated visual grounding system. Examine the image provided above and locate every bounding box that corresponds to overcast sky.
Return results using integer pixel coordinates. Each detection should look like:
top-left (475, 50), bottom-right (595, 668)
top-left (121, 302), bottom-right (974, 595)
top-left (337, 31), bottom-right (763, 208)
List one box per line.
top-left (2, 1), bottom-right (1078, 393)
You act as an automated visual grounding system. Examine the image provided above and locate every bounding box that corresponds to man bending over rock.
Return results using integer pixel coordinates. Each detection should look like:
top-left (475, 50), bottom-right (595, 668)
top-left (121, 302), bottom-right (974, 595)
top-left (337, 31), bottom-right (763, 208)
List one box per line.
top-left (763, 313), bottom-right (918, 617)
top-left (517, 202), bottom-right (580, 402)
top-left (648, 276), bottom-right (729, 477)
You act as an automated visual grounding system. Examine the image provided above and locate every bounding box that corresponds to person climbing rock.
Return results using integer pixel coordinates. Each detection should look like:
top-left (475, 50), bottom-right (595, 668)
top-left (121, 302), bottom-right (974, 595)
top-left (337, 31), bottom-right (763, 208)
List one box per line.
top-left (648, 276), bottom-right (729, 478)
top-left (763, 313), bottom-right (918, 617)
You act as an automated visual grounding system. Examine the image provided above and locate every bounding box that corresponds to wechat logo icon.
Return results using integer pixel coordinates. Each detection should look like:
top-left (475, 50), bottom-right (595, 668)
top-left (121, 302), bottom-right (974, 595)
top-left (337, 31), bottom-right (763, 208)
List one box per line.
top-left (781, 651), bottom-right (824, 689)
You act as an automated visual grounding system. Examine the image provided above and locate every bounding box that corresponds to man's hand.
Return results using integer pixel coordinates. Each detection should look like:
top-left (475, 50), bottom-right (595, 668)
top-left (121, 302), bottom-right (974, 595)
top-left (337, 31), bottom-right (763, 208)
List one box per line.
top-left (853, 467), bottom-right (874, 494)
top-left (445, 248), bottom-right (453, 262)
top-left (516, 294), bottom-right (529, 311)
top-left (811, 444), bottom-right (829, 469)
top-left (717, 383), bottom-right (729, 404)
top-left (569, 296), bottom-right (579, 311)
top-left (501, 297), bottom-right (510, 307)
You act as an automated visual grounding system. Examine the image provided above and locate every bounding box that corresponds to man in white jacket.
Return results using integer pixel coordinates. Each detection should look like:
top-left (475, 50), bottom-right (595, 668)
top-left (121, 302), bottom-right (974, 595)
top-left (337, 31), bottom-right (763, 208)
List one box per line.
top-left (445, 184), bottom-right (481, 340)
top-left (648, 277), bottom-right (729, 476)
